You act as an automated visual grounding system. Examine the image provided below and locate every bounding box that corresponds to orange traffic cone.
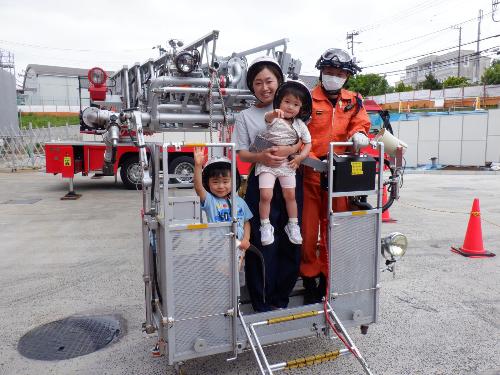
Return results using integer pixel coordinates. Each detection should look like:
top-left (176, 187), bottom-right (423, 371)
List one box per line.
top-left (451, 198), bottom-right (495, 258)
top-left (382, 186), bottom-right (397, 223)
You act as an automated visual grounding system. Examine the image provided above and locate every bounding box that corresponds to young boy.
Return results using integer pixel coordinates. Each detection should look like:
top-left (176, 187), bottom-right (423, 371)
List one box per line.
top-left (193, 147), bottom-right (252, 253)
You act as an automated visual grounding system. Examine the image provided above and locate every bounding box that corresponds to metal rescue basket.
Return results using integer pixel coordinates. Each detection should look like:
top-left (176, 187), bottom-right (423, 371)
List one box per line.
top-left (141, 140), bottom-right (389, 374)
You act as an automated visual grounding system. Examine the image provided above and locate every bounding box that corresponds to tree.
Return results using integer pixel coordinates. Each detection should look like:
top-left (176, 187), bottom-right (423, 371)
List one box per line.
top-left (481, 60), bottom-right (500, 85)
top-left (394, 81), bottom-right (414, 92)
top-left (417, 73), bottom-right (442, 90)
top-left (442, 76), bottom-right (469, 88)
top-left (346, 74), bottom-right (391, 97)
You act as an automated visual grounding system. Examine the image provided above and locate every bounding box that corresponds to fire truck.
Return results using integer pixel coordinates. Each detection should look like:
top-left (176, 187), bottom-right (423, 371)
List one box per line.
top-left (45, 130), bottom-right (239, 191)
top-left (46, 30), bottom-right (408, 373)
top-left (44, 36), bottom-right (395, 199)
top-left (45, 31), bottom-right (301, 193)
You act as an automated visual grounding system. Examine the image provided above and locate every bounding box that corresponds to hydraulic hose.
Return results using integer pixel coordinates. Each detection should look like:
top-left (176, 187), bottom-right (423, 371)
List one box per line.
top-left (149, 230), bottom-right (163, 304)
top-left (373, 157), bottom-right (397, 212)
top-left (245, 244), bottom-right (266, 304)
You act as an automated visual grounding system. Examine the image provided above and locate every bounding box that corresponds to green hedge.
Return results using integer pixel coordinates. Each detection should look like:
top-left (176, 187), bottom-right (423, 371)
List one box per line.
top-left (18, 113), bottom-right (80, 128)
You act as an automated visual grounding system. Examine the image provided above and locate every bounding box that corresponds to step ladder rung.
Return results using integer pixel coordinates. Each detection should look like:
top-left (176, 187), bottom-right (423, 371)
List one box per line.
top-left (263, 310), bottom-right (320, 326)
top-left (269, 348), bottom-right (350, 371)
top-left (248, 309), bottom-right (325, 329)
top-left (239, 304), bottom-right (375, 375)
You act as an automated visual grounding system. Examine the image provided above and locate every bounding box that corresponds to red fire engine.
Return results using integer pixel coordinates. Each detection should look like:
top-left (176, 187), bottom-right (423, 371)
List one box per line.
top-left (45, 64), bottom-right (252, 194)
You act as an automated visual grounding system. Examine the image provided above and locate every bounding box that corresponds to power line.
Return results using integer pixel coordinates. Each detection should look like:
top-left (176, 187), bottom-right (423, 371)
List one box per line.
top-left (357, 10), bottom-right (494, 54)
top-left (364, 31), bottom-right (441, 66)
top-left (357, 0), bottom-right (441, 33)
top-left (361, 34), bottom-right (500, 69)
top-left (367, 46), bottom-right (500, 77)
top-left (374, 51), bottom-right (497, 78)
top-left (0, 39), bottom-right (151, 53)
top-left (379, 50), bottom-right (499, 78)
top-left (359, 27), bottom-right (452, 53)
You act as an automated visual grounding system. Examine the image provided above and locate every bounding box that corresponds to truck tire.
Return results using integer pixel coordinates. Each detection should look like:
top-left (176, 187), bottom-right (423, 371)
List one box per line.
top-left (169, 156), bottom-right (195, 185)
top-left (120, 155), bottom-right (142, 190)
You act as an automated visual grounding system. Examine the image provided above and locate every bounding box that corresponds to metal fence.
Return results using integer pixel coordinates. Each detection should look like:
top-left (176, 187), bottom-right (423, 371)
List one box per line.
top-left (0, 123), bottom-right (81, 171)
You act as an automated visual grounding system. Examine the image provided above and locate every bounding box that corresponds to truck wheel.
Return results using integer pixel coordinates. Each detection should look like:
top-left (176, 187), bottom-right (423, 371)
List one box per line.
top-left (120, 155), bottom-right (142, 190)
top-left (169, 156), bottom-right (195, 185)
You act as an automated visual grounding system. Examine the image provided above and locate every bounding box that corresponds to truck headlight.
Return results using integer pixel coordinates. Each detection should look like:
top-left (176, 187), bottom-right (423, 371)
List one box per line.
top-left (381, 232), bottom-right (407, 260)
top-left (175, 51), bottom-right (196, 74)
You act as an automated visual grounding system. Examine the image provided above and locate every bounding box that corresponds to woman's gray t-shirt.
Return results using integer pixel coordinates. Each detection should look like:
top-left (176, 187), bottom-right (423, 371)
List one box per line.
top-left (232, 104), bottom-right (272, 151)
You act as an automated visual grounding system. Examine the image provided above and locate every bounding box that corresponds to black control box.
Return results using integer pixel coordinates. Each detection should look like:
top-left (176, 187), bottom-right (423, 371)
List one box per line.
top-left (321, 154), bottom-right (376, 192)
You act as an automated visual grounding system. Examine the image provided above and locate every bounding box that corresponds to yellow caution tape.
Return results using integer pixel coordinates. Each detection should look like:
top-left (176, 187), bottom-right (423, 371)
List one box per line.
top-left (186, 223), bottom-right (208, 230)
top-left (286, 350), bottom-right (341, 369)
top-left (400, 202), bottom-right (500, 228)
top-left (267, 311), bottom-right (319, 325)
top-left (352, 211), bottom-right (367, 216)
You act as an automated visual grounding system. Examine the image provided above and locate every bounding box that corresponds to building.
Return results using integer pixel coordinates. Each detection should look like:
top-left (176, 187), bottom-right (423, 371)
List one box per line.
top-left (402, 50), bottom-right (491, 87)
top-left (19, 65), bottom-right (111, 110)
top-left (0, 49), bottom-right (18, 131)
top-left (298, 74), bottom-right (318, 89)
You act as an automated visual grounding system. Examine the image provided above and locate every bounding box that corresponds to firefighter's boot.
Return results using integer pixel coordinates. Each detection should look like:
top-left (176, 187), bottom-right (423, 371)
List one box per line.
top-left (317, 273), bottom-right (327, 302)
top-left (303, 276), bottom-right (318, 305)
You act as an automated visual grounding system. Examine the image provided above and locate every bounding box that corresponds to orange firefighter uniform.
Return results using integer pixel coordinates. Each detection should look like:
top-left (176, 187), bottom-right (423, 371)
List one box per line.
top-left (300, 85), bottom-right (371, 278)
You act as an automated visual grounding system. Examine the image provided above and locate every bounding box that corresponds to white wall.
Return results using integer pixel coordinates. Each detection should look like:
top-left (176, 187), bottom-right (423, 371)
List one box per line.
top-left (0, 69), bottom-right (18, 131)
top-left (368, 84), bottom-right (500, 104)
top-left (23, 75), bottom-right (88, 108)
top-left (486, 109), bottom-right (500, 164)
top-left (393, 109), bottom-right (499, 167)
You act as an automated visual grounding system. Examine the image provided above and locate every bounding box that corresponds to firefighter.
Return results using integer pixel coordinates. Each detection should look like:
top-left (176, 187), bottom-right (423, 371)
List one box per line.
top-left (301, 48), bottom-right (371, 304)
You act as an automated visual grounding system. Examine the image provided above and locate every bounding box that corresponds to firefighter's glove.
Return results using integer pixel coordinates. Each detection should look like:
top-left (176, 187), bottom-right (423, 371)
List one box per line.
top-left (350, 132), bottom-right (369, 152)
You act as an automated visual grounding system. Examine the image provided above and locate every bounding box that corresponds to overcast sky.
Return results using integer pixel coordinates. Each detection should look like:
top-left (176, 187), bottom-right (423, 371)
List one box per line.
top-left (1, 0), bottom-right (499, 87)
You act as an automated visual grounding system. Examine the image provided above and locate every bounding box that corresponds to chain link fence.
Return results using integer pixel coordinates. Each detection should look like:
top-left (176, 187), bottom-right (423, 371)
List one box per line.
top-left (0, 123), bottom-right (81, 171)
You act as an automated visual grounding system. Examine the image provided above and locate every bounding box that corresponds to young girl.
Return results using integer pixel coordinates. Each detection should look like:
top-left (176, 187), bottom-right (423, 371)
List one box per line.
top-left (251, 80), bottom-right (312, 246)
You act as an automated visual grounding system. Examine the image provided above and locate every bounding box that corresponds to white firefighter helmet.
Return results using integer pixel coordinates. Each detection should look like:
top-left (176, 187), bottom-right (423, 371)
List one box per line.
top-left (202, 157), bottom-right (241, 193)
top-left (273, 79), bottom-right (312, 122)
top-left (246, 56), bottom-right (284, 94)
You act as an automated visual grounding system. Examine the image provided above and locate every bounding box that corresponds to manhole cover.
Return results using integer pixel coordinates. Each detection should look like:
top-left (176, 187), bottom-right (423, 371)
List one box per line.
top-left (18, 315), bottom-right (122, 360)
top-left (2, 198), bottom-right (41, 204)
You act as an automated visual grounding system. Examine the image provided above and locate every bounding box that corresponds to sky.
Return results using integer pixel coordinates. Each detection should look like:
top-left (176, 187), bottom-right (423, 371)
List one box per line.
top-left (1, 0), bottom-right (499, 88)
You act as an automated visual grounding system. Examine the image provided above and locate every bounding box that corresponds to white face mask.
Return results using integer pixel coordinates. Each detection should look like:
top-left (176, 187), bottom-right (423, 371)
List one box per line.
top-left (321, 74), bottom-right (346, 91)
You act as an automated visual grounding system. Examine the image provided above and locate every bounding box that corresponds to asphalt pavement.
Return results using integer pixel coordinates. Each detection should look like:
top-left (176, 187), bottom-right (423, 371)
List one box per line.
top-left (0, 171), bottom-right (498, 375)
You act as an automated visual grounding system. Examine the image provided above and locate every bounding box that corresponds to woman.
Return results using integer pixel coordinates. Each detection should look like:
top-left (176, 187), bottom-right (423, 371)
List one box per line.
top-left (233, 56), bottom-right (303, 312)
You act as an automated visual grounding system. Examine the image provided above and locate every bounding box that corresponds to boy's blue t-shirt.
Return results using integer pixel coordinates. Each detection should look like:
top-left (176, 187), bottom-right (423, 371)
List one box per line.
top-left (201, 192), bottom-right (253, 240)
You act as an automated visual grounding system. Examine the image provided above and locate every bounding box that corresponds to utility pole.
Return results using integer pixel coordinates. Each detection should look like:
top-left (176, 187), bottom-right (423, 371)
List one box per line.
top-left (346, 31), bottom-right (359, 56)
top-left (452, 26), bottom-right (462, 77)
top-left (475, 9), bottom-right (484, 83)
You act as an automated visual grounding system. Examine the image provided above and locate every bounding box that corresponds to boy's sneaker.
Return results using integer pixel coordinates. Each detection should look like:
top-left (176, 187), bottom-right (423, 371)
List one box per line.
top-left (260, 223), bottom-right (274, 245)
top-left (285, 222), bottom-right (302, 244)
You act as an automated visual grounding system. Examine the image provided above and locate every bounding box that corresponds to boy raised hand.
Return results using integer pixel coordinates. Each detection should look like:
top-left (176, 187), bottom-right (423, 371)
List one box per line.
top-left (193, 147), bottom-right (207, 202)
top-left (193, 146), bottom-right (252, 252)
